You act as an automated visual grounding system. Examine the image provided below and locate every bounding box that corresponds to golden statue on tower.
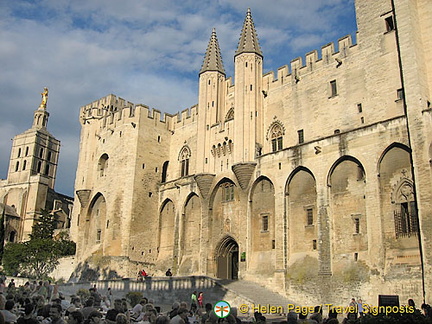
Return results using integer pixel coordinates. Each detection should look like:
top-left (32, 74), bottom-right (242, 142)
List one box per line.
top-left (40, 87), bottom-right (49, 108)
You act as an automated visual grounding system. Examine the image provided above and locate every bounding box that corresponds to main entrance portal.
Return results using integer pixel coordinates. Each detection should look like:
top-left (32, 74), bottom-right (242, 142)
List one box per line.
top-left (215, 236), bottom-right (239, 279)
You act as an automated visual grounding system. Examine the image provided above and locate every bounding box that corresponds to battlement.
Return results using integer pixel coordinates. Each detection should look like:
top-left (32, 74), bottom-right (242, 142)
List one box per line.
top-left (263, 34), bottom-right (357, 85)
top-left (80, 94), bottom-right (198, 131)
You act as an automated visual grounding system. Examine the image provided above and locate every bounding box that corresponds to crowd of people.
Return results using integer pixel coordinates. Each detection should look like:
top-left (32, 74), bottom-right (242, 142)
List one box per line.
top-left (0, 278), bottom-right (431, 324)
top-left (0, 278), bottom-right (233, 324)
top-left (281, 297), bottom-right (432, 323)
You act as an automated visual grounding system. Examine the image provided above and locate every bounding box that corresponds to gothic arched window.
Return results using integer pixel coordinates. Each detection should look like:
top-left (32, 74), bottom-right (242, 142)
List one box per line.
top-left (268, 121), bottom-right (285, 152)
top-left (392, 179), bottom-right (419, 238)
top-left (179, 146), bottom-right (191, 177)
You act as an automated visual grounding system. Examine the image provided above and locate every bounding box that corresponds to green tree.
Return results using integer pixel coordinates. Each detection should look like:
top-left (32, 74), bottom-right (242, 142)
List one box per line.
top-left (29, 209), bottom-right (57, 240)
top-left (2, 209), bottom-right (76, 278)
top-left (3, 239), bottom-right (59, 278)
top-left (56, 232), bottom-right (76, 256)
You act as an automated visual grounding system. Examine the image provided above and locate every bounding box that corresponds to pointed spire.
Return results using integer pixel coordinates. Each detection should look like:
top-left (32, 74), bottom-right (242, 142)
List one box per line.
top-left (200, 28), bottom-right (225, 75)
top-left (235, 8), bottom-right (262, 57)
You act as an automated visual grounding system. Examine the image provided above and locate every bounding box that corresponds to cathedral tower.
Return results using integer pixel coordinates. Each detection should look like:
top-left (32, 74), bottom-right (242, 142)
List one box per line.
top-left (1, 88), bottom-right (64, 240)
top-left (7, 87), bottom-right (60, 190)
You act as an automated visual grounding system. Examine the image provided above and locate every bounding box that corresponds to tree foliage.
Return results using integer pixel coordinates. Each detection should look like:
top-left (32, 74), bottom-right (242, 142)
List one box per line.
top-left (2, 209), bottom-right (76, 279)
top-left (3, 239), bottom-right (59, 278)
top-left (29, 209), bottom-right (57, 240)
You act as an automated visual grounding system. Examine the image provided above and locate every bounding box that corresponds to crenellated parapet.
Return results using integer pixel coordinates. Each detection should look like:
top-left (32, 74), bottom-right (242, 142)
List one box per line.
top-left (262, 34), bottom-right (356, 86)
top-left (80, 94), bottom-right (199, 132)
top-left (173, 105), bottom-right (198, 128)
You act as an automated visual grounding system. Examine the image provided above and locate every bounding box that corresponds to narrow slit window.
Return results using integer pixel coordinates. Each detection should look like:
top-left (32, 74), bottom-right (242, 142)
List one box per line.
top-left (385, 16), bottom-right (395, 32)
top-left (298, 129), bottom-right (304, 144)
top-left (354, 218), bottom-right (360, 234)
top-left (262, 215), bottom-right (269, 232)
top-left (306, 208), bottom-right (313, 226)
top-left (330, 80), bottom-right (337, 97)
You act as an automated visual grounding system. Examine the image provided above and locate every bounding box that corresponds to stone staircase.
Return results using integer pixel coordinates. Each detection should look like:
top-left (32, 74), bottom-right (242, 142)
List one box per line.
top-left (216, 279), bottom-right (296, 319)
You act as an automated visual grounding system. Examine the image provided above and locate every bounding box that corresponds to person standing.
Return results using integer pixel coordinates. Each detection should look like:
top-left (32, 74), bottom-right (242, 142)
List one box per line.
top-left (197, 292), bottom-right (204, 308)
top-left (358, 299), bottom-right (364, 317)
top-left (190, 291), bottom-right (198, 313)
top-left (347, 298), bottom-right (358, 320)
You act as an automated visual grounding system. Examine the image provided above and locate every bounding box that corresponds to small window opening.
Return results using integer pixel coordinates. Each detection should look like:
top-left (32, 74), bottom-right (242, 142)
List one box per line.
top-left (357, 103), bottom-right (363, 113)
top-left (397, 88), bottom-right (404, 100)
top-left (8, 231), bottom-right (16, 243)
top-left (96, 229), bottom-right (102, 243)
top-left (306, 208), bottom-right (313, 226)
top-left (312, 240), bottom-right (317, 250)
top-left (385, 16), bottom-right (395, 32)
top-left (298, 129), bottom-right (304, 144)
top-left (44, 164), bottom-right (50, 176)
top-left (354, 218), bottom-right (360, 234)
top-left (262, 215), bottom-right (269, 232)
top-left (330, 80), bottom-right (338, 97)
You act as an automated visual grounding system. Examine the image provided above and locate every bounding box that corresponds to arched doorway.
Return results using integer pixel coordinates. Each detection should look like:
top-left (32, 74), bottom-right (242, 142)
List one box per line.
top-left (215, 236), bottom-right (239, 280)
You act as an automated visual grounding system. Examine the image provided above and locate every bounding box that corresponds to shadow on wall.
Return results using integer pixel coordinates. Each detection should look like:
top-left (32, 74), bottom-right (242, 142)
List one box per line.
top-left (69, 261), bottom-right (121, 282)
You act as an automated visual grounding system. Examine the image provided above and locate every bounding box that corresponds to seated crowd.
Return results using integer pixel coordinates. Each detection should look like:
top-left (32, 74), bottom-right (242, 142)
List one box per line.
top-left (0, 279), bottom-right (238, 324)
top-left (0, 278), bottom-right (431, 324)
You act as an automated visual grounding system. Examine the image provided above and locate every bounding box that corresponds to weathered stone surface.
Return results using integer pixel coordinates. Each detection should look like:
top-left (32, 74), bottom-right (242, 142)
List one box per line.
top-left (64, 1), bottom-right (432, 305)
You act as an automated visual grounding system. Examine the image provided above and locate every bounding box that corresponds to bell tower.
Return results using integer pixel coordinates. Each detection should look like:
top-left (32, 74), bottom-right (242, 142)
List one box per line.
top-left (7, 87), bottom-right (60, 189)
top-left (3, 87), bottom-right (61, 240)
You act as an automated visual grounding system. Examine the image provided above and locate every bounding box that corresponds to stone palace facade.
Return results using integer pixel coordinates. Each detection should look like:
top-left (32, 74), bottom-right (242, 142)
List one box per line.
top-left (70, 0), bottom-right (432, 304)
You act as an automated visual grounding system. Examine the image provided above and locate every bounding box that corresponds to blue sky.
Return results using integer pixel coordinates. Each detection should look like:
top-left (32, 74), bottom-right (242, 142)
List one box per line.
top-left (0, 0), bottom-right (356, 196)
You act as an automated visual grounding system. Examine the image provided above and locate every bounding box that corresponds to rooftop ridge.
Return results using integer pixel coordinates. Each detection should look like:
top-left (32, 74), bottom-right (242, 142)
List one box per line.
top-left (200, 28), bottom-right (225, 75)
top-left (235, 8), bottom-right (262, 57)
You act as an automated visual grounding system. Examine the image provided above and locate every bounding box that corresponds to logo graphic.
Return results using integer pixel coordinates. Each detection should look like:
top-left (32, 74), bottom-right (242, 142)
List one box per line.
top-left (214, 300), bottom-right (231, 318)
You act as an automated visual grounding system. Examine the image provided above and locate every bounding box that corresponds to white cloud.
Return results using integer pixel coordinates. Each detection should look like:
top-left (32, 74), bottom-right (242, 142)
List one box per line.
top-left (0, 0), bottom-right (356, 196)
